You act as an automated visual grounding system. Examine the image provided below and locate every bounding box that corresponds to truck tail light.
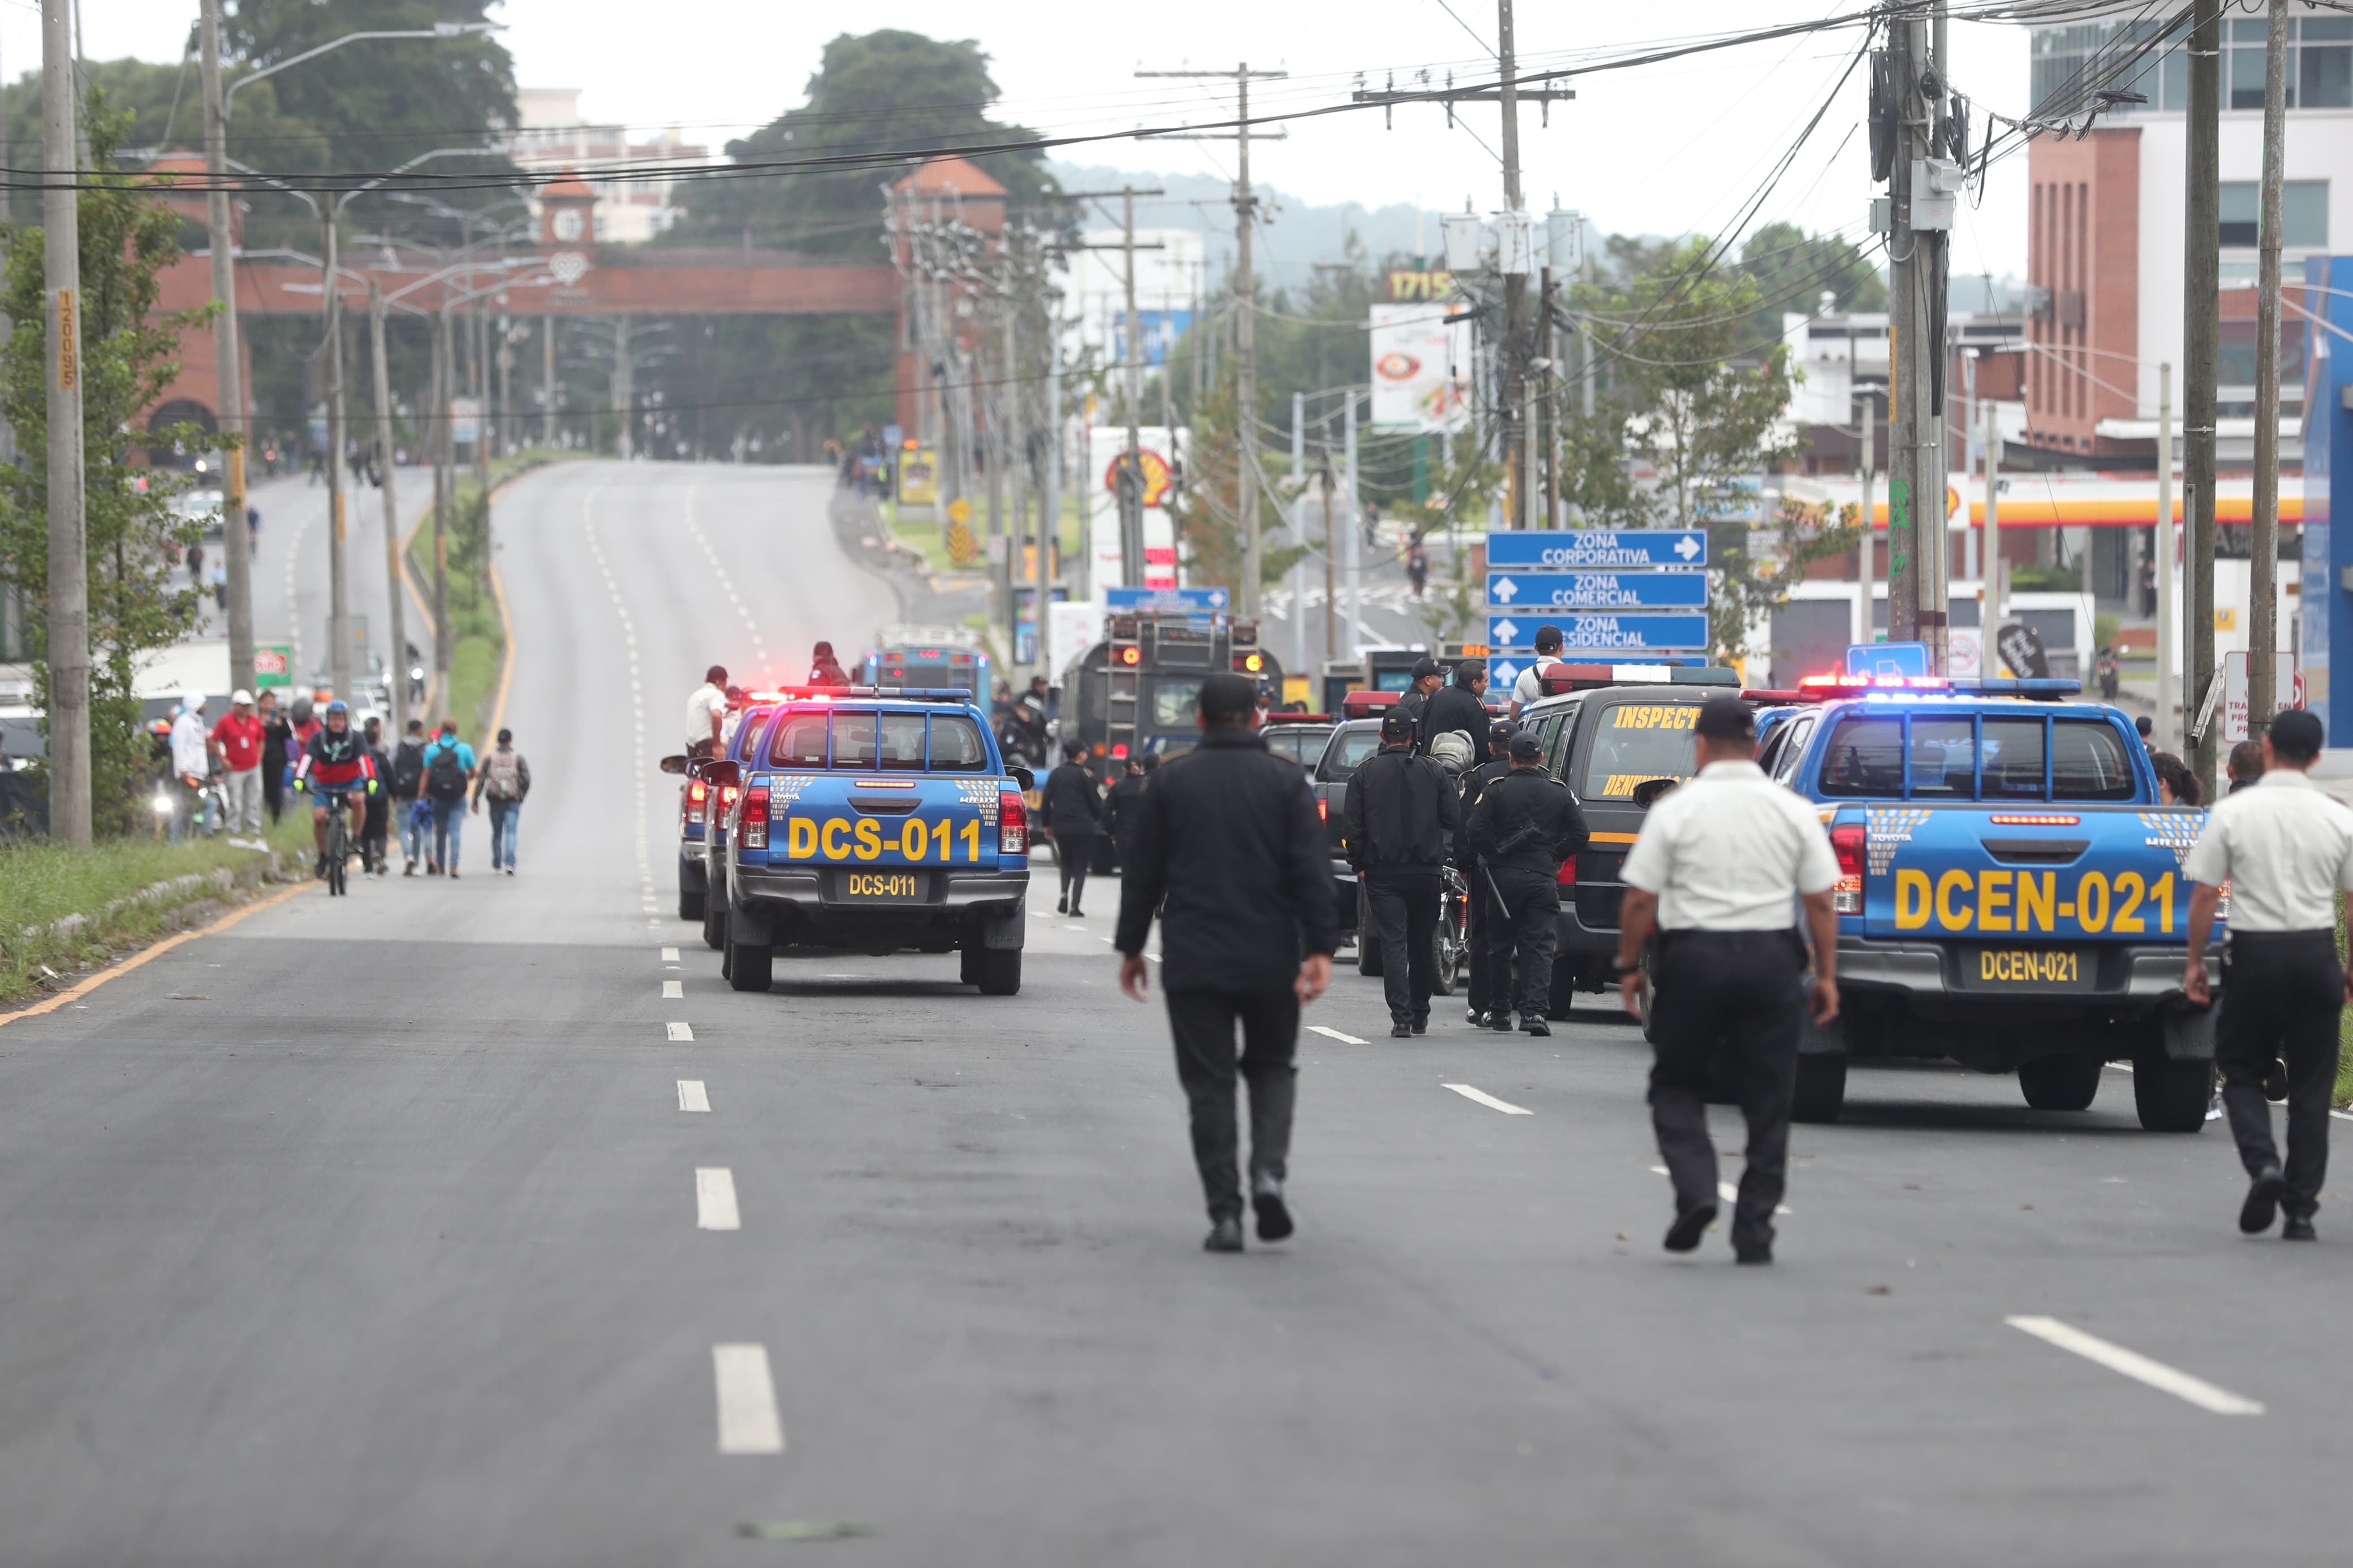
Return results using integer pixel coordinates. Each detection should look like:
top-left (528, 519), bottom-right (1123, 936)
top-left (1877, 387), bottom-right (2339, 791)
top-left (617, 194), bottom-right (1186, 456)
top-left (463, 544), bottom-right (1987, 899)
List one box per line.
top-left (999, 791), bottom-right (1027, 855)
top-left (688, 777), bottom-right (709, 826)
top-left (719, 784), bottom-right (741, 822)
top-left (740, 785), bottom-right (769, 850)
top-left (1830, 822), bottom-right (1866, 914)
top-left (1557, 853), bottom-right (1578, 888)
top-left (1317, 796), bottom-right (1328, 822)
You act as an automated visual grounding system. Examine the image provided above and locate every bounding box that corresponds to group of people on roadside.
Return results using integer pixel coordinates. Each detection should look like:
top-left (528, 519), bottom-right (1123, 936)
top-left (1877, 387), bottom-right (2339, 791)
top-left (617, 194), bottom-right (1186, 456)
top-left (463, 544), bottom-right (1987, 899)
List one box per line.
top-left (382, 718), bottom-right (531, 879)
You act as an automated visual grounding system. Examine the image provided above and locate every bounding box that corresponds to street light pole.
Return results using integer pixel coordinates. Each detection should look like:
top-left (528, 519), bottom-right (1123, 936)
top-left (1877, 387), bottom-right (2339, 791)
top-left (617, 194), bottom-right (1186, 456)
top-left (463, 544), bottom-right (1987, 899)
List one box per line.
top-left (42, 0), bottom-right (89, 846)
top-left (368, 279), bottom-right (408, 737)
top-left (198, 0), bottom-right (252, 702)
top-left (322, 211), bottom-right (351, 703)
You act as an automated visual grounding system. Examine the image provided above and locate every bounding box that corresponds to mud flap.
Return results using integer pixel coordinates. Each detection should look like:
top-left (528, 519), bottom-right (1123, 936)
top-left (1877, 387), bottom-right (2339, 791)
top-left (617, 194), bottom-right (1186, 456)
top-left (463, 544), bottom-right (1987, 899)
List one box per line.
top-left (727, 883), bottom-right (773, 947)
top-left (979, 901), bottom-right (1026, 950)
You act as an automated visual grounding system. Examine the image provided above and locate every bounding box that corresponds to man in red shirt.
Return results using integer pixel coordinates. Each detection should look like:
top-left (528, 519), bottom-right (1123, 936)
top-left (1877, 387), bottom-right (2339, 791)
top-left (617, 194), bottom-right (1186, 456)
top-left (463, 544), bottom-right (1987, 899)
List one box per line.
top-left (210, 688), bottom-right (266, 839)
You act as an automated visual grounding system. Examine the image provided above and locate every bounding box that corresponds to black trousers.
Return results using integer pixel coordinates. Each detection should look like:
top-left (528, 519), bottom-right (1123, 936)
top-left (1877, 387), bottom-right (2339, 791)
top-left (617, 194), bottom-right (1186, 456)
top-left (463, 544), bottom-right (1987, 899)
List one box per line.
top-left (1165, 988), bottom-right (1300, 1221)
top-left (1463, 882), bottom-right (1493, 1017)
top-left (1364, 867), bottom-right (1442, 1025)
top-left (1055, 832), bottom-right (1093, 908)
top-left (1480, 867), bottom-right (1559, 1020)
top-left (2216, 930), bottom-right (2342, 1220)
top-left (1648, 928), bottom-right (1805, 1252)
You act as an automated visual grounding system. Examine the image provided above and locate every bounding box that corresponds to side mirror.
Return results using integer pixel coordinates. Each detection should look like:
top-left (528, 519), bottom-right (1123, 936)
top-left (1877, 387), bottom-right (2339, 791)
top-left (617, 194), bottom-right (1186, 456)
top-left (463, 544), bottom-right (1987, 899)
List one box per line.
top-left (706, 759), bottom-right (742, 789)
top-left (659, 754), bottom-right (687, 775)
top-left (1008, 765), bottom-right (1035, 792)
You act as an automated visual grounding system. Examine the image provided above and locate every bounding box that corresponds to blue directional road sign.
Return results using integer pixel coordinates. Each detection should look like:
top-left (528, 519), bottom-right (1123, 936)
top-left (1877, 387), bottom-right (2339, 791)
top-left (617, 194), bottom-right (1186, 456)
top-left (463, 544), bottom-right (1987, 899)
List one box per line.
top-left (1104, 585), bottom-right (1230, 611)
top-left (1484, 529), bottom-right (1708, 569)
top-left (1486, 571), bottom-right (1706, 610)
top-left (1490, 653), bottom-right (1715, 688)
top-left (1486, 612), bottom-right (1710, 654)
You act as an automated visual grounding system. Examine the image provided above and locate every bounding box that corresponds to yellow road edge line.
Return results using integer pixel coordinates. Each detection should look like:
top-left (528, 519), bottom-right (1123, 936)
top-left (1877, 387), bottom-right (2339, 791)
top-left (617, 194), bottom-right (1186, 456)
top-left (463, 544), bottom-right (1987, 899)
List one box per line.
top-left (0, 878), bottom-right (317, 1030)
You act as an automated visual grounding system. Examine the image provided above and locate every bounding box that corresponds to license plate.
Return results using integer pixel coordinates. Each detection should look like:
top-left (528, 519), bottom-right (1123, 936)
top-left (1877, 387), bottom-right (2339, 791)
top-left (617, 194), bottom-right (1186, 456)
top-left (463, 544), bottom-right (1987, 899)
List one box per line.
top-left (1964, 947), bottom-right (2091, 991)
top-left (839, 871), bottom-right (925, 902)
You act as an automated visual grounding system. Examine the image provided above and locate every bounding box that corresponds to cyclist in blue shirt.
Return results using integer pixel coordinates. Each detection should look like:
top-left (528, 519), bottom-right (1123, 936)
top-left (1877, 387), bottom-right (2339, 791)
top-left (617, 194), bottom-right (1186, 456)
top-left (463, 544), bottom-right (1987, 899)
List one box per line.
top-left (420, 719), bottom-right (477, 877)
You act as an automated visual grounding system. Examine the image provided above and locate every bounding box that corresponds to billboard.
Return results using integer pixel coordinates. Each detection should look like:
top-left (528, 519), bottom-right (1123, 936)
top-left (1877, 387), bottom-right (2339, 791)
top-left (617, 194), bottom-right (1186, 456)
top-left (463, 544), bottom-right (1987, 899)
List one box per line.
top-left (1110, 308), bottom-right (1196, 368)
top-left (1368, 304), bottom-right (1466, 431)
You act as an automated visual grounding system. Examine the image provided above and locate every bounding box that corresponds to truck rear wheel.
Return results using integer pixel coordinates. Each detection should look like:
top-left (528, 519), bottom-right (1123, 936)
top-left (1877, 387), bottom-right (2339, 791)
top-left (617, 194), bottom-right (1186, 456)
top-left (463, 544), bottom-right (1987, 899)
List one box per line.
top-left (2132, 1053), bottom-right (2212, 1132)
top-left (678, 872), bottom-right (704, 922)
top-left (972, 947), bottom-right (1021, 996)
top-left (701, 878), bottom-right (727, 951)
top-left (1791, 1054), bottom-right (1846, 1123)
top-left (726, 938), bottom-right (772, 992)
top-left (2018, 1054), bottom-right (2104, 1112)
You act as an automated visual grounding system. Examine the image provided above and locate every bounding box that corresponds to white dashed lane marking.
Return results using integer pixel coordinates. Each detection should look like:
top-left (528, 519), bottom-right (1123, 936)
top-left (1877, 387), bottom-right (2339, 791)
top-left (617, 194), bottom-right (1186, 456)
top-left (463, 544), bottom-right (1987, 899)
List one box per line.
top-left (661, 947), bottom-right (679, 961)
top-left (712, 1344), bottom-right (786, 1454)
top-left (696, 1167), bottom-right (742, 1230)
top-left (2006, 1316), bottom-right (2263, 1415)
top-left (678, 1079), bottom-right (710, 1113)
top-left (662, 980), bottom-right (684, 999)
top-left (1307, 1025), bottom-right (1369, 1045)
top-left (667, 1021), bottom-right (695, 1042)
top-left (1443, 1083), bottom-right (1533, 1115)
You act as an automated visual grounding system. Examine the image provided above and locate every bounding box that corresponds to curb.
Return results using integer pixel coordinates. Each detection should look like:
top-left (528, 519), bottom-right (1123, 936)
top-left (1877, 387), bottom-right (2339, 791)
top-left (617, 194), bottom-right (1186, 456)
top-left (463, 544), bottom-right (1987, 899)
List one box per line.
top-left (0, 875), bottom-right (315, 1029)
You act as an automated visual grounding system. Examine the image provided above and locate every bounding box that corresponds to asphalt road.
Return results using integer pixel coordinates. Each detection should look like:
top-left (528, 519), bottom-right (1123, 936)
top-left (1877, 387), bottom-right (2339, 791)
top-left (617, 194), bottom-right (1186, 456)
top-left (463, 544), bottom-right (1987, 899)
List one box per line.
top-left (8, 459), bottom-right (2351, 1566)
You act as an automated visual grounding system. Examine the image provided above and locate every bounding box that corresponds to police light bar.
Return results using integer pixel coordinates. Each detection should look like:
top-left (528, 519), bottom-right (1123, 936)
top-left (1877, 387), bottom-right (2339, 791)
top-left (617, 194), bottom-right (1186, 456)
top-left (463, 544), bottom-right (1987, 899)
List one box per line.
top-left (768, 684), bottom-right (975, 703)
top-left (1262, 711), bottom-right (1334, 724)
top-left (1536, 664), bottom-right (1739, 696)
top-left (1791, 673), bottom-right (2083, 702)
top-left (1340, 690), bottom-right (1402, 717)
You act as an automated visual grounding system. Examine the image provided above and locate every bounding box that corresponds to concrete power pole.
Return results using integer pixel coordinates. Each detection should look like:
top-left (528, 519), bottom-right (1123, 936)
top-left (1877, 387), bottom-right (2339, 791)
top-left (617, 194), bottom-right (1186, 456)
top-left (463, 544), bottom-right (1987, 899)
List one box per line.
top-left (321, 213), bottom-right (351, 702)
top-left (1121, 187), bottom-right (1144, 588)
top-left (198, 0), bottom-right (252, 702)
top-left (1136, 64), bottom-right (1287, 607)
top-left (1496, 0), bottom-right (1528, 530)
top-left (1885, 6), bottom-right (1952, 668)
top-left (433, 303), bottom-right (454, 703)
top-left (2183, 0), bottom-right (2222, 794)
top-left (368, 282), bottom-right (408, 737)
top-left (2247, 0), bottom-right (2289, 738)
top-left (41, 0), bottom-right (89, 845)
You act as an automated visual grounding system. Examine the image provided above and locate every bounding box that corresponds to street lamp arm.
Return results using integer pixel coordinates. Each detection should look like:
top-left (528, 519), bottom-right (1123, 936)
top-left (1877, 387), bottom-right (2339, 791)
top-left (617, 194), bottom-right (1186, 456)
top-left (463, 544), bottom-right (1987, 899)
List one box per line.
top-left (223, 24), bottom-right (500, 115)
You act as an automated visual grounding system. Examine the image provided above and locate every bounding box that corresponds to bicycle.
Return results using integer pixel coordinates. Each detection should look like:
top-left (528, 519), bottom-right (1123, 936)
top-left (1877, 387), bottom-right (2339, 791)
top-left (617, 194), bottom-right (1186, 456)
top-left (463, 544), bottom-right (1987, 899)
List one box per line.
top-left (316, 785), bottom-right (355, 896)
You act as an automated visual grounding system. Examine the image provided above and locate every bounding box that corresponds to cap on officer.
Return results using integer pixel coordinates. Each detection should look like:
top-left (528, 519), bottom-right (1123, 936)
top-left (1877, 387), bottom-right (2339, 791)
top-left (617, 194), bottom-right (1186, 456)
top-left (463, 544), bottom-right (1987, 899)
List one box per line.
top-left (1410, 656), bottom-right (1442, 683)
top-left (1380, 707), bottom-right (1417, 742)
top-left (1196, 671), bottom-right (1258, 724)
top-left (1693, 696), bottom-right (1755, 744)
top-left (2270, 707), bottom-right (2324, 762)
top-left (1508, 731), bottom-right (1544, 762)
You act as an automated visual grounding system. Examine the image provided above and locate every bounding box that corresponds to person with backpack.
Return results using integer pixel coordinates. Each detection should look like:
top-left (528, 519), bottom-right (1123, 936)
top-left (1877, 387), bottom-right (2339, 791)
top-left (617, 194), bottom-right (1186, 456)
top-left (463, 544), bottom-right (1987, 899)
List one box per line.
top-left (472, 727), bottom-right (532, 875)
top-left (389, 718), bottom-right (430, 874)
top-left (359, 716), bottom-right (394, 876)
top-left (1509, 625), bottom-right (1569, 716)
top-left (420, 719), bottom-right (476, 877)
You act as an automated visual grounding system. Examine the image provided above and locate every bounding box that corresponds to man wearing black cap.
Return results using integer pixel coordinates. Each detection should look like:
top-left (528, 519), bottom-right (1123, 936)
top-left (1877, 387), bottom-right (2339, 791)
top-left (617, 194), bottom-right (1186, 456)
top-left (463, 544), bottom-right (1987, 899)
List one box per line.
top-left (1395, 656), bottom-right (1444, 730)
top-left (2182, 707), bottom-right (2353, 1241)
top-left (1344, 705), bottom-right (1461, 1035)
top-left (1455, 719), bottom-right (1519, 1026)
top-left (1465, 728), bottom-right (1588, 1035)
top-left (1116, 672), bottom-right (1337, 1253)
top-left (1617, 695), bottom-right (1841, 1265)
top-left (1418, 658), bottom-right (1490, 761)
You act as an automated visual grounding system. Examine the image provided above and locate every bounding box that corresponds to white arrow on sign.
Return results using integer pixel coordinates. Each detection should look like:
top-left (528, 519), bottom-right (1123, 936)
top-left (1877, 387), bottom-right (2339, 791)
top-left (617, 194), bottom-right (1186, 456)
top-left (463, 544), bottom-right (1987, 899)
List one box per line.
top-left (1492, 618), bottom-right (1520, 646)
top-left (1208, 588), bottom-right (1230, 608)
top-left (1675, 534), bottom-right (1701, 560)
top-left (1492, 575), bottom-right (1519, 603)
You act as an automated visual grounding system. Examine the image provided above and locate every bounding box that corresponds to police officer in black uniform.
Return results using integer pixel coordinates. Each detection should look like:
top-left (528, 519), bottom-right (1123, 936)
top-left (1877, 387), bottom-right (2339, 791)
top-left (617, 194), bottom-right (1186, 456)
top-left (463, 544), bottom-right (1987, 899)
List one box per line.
top-left (1455, 719), bottom-right (1518, 1027)
top-left (1344, 707), bottom-right (1460, 1036)
top-left (1465, 730), bottom-right (1588, 1035)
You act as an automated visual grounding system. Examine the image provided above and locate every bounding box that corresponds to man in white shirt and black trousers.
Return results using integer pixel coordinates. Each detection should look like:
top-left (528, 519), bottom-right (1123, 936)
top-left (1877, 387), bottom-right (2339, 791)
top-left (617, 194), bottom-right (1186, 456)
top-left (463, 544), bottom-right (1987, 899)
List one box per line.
top-left (2181, 707), bottom-right (2353, 1241)
top-left (1617, 696), bottom-right (1842, 1265)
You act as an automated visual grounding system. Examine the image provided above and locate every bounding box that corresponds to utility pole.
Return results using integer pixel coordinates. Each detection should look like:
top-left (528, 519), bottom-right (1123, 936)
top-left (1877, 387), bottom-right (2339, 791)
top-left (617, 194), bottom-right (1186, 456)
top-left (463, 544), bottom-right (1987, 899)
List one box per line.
top-left (1884, 5), bottom-right (1953, 668)
top-left (1318, 451), bottom-right (1337, 660)
top-left (1981, 395), bottom-right (2001, 625)
top-left (1291, 390), bottom-right (1307, 679)
top-left (2157, 362), bottom-right (2177, 743)
top-left (2184, 0), bottom-right (2222, 794)
top-left (613, 315), bottom-right (632, 460)
top-left (541, 317), bottom-right (555, 447)
top-left (198, 0), bottom-right (252, 701)
top-left (321, 213), bottom-right (351, 702)
top-left (433, 303), bottom-right (454, 703)
top-left (1121, 186), bottom-right (1144, 588)
top-left (1497, 0), bottom-right (1528, 529)
top-left (1136, 64), bottom-right (1287, 611)
top-left (2248, 0), bottom-right (2288, 738)
top-left (1344, 390), bottom-right (1362, 654)
top-left (368, 282), bottom-right (408, 737)
top-left (41, 0), bottom-right (88, 846)
top-left (1858, 396), bottom-right (1876, 646)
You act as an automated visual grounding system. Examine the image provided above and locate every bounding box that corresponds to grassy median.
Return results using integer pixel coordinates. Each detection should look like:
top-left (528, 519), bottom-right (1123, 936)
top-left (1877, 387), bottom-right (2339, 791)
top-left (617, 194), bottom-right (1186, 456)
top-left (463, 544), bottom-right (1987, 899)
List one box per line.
top-left (0, 807), bottom-right (314, 1005)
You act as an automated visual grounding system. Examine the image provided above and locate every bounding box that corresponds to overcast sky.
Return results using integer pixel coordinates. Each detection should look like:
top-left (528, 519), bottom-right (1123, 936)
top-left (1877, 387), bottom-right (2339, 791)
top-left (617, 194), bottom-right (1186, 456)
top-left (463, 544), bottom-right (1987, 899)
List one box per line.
top-left (44, 0), bottom-right (2031, 275)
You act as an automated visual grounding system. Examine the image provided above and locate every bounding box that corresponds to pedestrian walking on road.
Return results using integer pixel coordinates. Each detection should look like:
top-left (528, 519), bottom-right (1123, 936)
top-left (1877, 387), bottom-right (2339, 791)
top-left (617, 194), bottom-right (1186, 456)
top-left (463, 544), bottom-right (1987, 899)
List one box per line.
top-left (257, 689), bottom-right (290, 825)
top-left (2182, 709), bottom-right (2353, 1242)
top-left (1417, 658), bottom-right (1490, 761)
top-left (1345, 707), bottom-right (1460, 1036)
top-left (1106, 753), bottom-right (1148, 866)
top-left (473, 727), bottom-right (531, 875)
top-left (390, 718), bottom-right (429, 874)
top-left (421, 720), bottom-right (476, 877)
top-left (1466, 731), bottom-right (1588, 1034)
top-left (359, 717), bottom-right (393, 876)
top-left (1615, 696), bottom-right (1841, 1265)
top-left (1115, 673), bottom-right (1335, 1254)
top-left (1455, 720), bottom-right (1516, 1027)
top-left (210, 689), bottom-right (265, 837)
top-left (1040, 741), bottom-right (1105, 915)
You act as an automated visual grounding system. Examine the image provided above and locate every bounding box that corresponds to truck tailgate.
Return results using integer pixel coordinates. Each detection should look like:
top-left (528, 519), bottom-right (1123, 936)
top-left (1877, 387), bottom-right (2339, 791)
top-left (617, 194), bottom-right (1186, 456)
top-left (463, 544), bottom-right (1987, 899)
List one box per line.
top-left (1849, 803), bottom-right (2204, 944)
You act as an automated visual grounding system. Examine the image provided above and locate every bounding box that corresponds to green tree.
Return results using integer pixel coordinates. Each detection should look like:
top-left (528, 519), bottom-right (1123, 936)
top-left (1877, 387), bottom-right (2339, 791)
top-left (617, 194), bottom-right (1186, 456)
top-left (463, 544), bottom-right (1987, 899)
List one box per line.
top-left (1734, 221), bottom-right (1887, 356)
top-left (0, 101), bottom-right (211, 833)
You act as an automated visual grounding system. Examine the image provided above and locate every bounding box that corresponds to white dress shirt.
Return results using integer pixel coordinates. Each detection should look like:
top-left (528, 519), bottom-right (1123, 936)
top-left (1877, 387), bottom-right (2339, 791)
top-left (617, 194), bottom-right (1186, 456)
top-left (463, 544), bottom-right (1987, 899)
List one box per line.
top-left (684, 682), bottom-right (725, 749)
top-left (1621, 759), bottom-right (1841, 930)
top-left (2181, 767), bottom-right (2353, 931)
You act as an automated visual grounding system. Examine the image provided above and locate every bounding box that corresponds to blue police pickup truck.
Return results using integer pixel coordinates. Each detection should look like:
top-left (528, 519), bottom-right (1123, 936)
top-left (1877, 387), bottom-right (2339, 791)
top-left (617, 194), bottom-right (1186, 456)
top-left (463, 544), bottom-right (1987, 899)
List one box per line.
top-left (1753, 675), bottom-right (2217, 1131)
top-left (668, 686), bottom-right (1034, 996)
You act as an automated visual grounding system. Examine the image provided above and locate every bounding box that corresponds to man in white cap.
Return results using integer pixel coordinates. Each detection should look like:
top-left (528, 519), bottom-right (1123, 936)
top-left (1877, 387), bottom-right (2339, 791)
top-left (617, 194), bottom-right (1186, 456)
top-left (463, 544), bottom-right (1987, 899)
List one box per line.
top-left (210, 688), bottom-right (265, 839)
top-left (168, 693), bottom-right (210, 844)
